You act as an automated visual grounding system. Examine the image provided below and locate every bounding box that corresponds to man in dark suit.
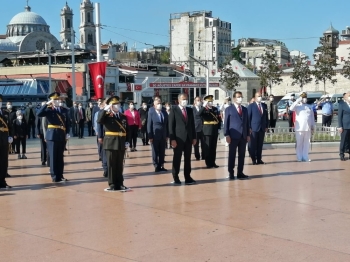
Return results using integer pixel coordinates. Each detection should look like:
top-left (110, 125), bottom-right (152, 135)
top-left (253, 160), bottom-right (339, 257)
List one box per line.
top-left (248, 92), bottom-right (268, 165)
top-left (193, 96), bottom-right (204, 160)
top-left (70, 102), bottom-right (78, 137)
top-left (0, 95), bottom-right (13, 189)
top-left (139, 102), bottom-right (149, 145)
top-left (168, 93), bottom-right (197, 185)
top-left (24, 102), bottom-right (36, 138)
top-left (86, 102), bottom-right (94, 136)
top-left (13, 111), bottom-right (28, 159)
top-left (198, 95), bottom-right (221, 168)
top-left (75, 103), bottom-right (86, 138)
top-left (5, 102), bottom-right (17, 153)
top-left (224, 91), bottom-right (250, 180)
top-left (147, 98), bottom-right (168, 172)
top-left (37, 92), bottom-right (70, 183)
top-left (36, 102), bottom-right (48, 166)
top-left (98, 96), bottom-right (130, 192)
top-left (265, 94), bottom-right (279, 132)
top-left (338, 92), bottom-right (350, 161)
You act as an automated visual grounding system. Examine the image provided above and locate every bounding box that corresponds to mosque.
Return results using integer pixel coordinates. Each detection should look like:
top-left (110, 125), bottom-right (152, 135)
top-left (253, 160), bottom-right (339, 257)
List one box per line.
top-left (0, 0), bottom-right (96, 58)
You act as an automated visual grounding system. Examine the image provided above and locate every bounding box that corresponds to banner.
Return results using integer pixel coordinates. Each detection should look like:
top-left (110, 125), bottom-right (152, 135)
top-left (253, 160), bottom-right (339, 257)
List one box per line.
top-left (149, 82), bottom-right (219, 88)
top-left (88, 61), bottom-right (107, 99)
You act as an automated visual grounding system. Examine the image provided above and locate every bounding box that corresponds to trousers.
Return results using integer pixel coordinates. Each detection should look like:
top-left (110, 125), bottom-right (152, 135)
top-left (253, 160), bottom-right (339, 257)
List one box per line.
top-left (295, 131), bottom-right (311, 161)
top-left (105, 150), bottom-right (125, 187)
top-left (46, 140), bottom-right (65, 180)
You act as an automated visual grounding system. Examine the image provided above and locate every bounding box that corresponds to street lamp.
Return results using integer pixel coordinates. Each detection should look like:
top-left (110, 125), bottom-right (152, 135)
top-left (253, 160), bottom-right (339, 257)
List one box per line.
top-left (45, 43), bottom-right (52, 91)
top-left (188, 55), bottom-right (209, 95)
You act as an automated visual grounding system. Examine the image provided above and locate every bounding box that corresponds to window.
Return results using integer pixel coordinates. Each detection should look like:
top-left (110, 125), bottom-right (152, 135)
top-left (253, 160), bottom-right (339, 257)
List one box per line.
top-left (67, 19), bottom-right (71, 29)
top-left (88, 13), bottom-right (91, 23)
top-left (209, 21), bottom-right (212, 26)
top-left (81, 35), bottom-right (84, 43)
top-left (214, 90), bottom-right (219, 100)
top-left (88, 33), bottom-right (93, 44)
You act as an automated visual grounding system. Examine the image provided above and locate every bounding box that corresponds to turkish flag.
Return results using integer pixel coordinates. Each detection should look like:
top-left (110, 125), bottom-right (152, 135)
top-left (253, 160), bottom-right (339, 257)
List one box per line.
top-left (88, 61), bottom-right (107, 99)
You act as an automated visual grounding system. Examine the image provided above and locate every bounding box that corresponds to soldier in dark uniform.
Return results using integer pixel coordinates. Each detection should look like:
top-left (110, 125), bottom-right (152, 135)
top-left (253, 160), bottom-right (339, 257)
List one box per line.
top-left (36, 102), bottom-right (48, 166)
top-left (37, 92), bottom-right (70, 183)
top-left (0, 95), bottom-right (13, 189)
top-left (198, 95), bottom-right (221, 168)
top-left (97, 96), bottom-right (130, 192)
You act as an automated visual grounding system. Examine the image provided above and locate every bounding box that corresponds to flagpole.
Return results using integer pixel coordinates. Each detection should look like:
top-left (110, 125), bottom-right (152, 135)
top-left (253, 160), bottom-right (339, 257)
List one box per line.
top-left (95, 3), bottom-right (102, 62)
top-left (71, 27), bottom-right (76, 102)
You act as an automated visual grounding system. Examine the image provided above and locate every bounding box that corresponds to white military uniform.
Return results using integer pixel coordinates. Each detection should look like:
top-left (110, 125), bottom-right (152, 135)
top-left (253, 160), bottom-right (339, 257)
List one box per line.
top-left (289, 98), bottom-right (315, 161)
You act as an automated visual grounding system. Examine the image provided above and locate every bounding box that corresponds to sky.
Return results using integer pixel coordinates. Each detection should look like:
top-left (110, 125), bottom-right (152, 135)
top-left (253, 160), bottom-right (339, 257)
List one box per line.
top-left (2, 0), bottom-right (350, 59)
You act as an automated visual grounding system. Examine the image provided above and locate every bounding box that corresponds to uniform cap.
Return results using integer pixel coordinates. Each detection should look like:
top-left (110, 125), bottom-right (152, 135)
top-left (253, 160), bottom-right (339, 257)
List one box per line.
top-left (204, 95), bottom-right (214, 102)
top-left (48, 92), bottom-right (61, 100)
top-left (300, 92), bottom-right (307, 98)
top-left (106, 96), bottom-right (120, 105)
top-left (0, 94), bottom-right (3, 102)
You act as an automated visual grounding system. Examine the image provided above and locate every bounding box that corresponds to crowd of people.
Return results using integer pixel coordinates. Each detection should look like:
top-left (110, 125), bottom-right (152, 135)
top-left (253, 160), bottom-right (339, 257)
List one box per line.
top-left (1, 91), bottom-right (350, 191)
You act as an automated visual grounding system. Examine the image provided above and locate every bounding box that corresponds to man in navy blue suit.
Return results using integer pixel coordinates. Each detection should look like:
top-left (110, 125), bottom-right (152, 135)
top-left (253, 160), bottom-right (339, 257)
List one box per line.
top-left (338, 92), bottom-right (350, 161)
top-left (224, 91), bottom-right (250, 180)
top-left (148, 98), bottom-right (168, 172)
top-left (248, 92), bottom-right (268, 165)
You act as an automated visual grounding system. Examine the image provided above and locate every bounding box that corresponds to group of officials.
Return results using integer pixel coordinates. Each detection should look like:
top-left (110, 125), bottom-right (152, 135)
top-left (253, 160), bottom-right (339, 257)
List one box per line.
top-left (1, 91), bottom-right (350, 191)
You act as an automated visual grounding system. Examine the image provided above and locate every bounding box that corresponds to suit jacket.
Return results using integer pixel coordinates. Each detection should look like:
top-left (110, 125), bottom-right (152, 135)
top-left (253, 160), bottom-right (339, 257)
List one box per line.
top-left (147, 109), bottom-right (168, 140)
top-left (35, 116), bottom-right (44, 137)
top-left (289, 101), bottom-right (315, 131)
top-left (75, 108), bottom-right (86, 122)
top-left (193, 106), bottom-right (203, 133)
top-left (5, 109), bottom-right (17, 130)
top-left (198, 106), bottom-right (221, 135)
top-left (168, 106), bottom-right (196, 143)
top-left (69, 106), bottom-right (78, 121)
top-left (86, 107), bottom-right (93, 122)
top-left (0, 109), bottom-right (12, 141)
top-left (224, 104), bottom-right (250, 140)
top-left (13, 119), bottom-right (27, 138)
top-left (265, 101), bottom-right (278, 120)
top-left (36, 105), bottom-right (70, 141)
top-left (248, 102), bottom-right (268, 132)
top-left (24, 107), bottom-right (36, 123)
top-left (97, 110), bottom-right (130, 150)
top-left (338, 101), bottom-right (350, 129)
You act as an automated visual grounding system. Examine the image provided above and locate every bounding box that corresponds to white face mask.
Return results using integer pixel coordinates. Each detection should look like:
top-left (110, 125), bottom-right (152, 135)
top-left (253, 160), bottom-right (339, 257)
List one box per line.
top-left (269, 98), bottom-right (274, 101)
top-left (325, 99), bottom-right (329, 102)
top-left (59, 102), bottom-right (63, 107)
top-left (143, 105), bottom-right (147, 109)
top-left (236, 97), bottom-right (243, 104)
top-left (196, 101), bottom-right (202, 107)
top-left (166, 106), bottom-right (170, 110)
top-left (156, 104), bottom-right (162, 110)
top-left (302, 98), bottom-right (307, 104)
top-left (208, 102), bottom-right (213, 107)
top-left (7, 105), bottom-right (12, 109)
top-left (17, 115), bottom-right (23, 120)
top-left (347, 97), bottom-right (350, 102)
top-left (181, 100), bottom-right (188, 107)
top-left (256, 97), bottom-right (262, 102)
top-left (129, 105), bottom-right (134, 110)
top-left (113, 104), bottom-right (120, 111)
top-left (53, 100), bottom-right (60, 107)
top-left (78, 106), bottom-right (82, 109)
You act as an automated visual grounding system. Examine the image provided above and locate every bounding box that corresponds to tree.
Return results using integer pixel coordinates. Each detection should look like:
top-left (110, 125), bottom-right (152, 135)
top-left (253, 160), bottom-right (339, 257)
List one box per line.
top-left (231, 45), bottom-right (243, 63)
top-left (313, 37), bottom-right (337, 93)
top-left (160, 51), bottom-right (170, 64)
top-left (219, 61), bottom-right (240, 91)
top-left (245, 62), bottom-right (255, 72)
top-left (341, 47), bottom-right (350, 79)
top-left (290, 56), bottom-right (312, 91)
top-left (257, 45), bottom-right (283, 96)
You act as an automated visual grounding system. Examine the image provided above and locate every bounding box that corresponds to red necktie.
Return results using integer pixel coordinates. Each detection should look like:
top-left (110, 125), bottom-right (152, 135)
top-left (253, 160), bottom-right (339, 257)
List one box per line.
top-left (238, 106), bottom-right (242, 116)
top-left (182, 108), bottom-right (187, 121)
top-left (258, 104), bottom-right (262, 115)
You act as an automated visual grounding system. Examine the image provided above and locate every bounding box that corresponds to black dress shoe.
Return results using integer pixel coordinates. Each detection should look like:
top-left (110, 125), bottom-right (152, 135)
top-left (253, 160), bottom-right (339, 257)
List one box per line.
top-left (103, 171), bottom-right (108, 178)
top-left (252, 162), bottom-right (257, 165)
top-left (0, 184), bottom-right (12, 189)
top-left (41, 162), bottom-right (46, 166)
top-left (237, 173), bottom-right (249, 180)
top-left (6, 173), bottom-right (11, 178)
top-left (213, 164), bottom-right (219, 168)
top-left (99, 157), bottom-right (102, 161)
top-left (196, 158), bottom-right (200, 161)
top-left (185, 178), bottom-right (196, 185)
top-left (227, 173), bottom-right (235, 180)
top-left (206, 166), bottom-right (213, 169)
top-left (160, 167), bottom-right (168, 172)
top-left (155, 167), bottom-right (161, 172)
top-left (171, 178), bottom-right (182, 185)
top-left (257, 160), bottom-right (265, 165)
top-left (340, 156), bottom-right (346, 161)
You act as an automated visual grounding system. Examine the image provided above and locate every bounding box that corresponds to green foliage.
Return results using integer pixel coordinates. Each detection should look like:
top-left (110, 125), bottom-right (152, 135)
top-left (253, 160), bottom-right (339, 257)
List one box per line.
top-left (341, 47), bottom-right (350, 79)
top-left (219, 61), bottom-right (240, 91)
top-left (313, 37), bottom-right (337, 92)
top-left (257, 45), bottom-right (283, 95)
top-left (231, 45), bottom-right (243, 63)
top-left (160, 51), bottom-right (170, 64)
top-left (290, 56), bottom-right (312, 90)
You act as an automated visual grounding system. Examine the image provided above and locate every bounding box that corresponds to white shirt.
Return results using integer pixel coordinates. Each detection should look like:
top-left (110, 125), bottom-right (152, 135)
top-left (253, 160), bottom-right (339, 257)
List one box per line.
top-left (289, 101), bottom-right (315, 131)
top-left (255, 102), bottom-right (263, 113)
top-left (130, 110), bottom-right (135, 123)
top-left (156, 110), bottom-right (163, 122)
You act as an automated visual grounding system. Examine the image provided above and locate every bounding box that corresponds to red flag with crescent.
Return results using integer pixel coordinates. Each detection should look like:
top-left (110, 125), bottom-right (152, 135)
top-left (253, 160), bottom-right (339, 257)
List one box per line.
top-left (88, 61), bottom-right (107, 99)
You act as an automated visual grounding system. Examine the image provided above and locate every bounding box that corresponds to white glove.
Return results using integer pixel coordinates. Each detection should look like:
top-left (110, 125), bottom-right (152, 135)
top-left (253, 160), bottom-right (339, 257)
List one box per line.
top-left (66, 134), bottom-right (70, 140)
top-left (8, 137), bottom-right (13, 144)
top-left (125, 142), bottom-right (130, 148)
top-left (203, 101), bottom-right (208, 107)
top-left (46, 99), bottom-right (54, 105)
top-left (297, 97), bottom-right (302, 103)
top-left (104, 104), bottom-right (112, 111)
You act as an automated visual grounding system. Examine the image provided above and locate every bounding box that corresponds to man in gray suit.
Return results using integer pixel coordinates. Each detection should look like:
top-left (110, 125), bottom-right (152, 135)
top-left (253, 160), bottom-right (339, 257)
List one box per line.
top-left (338, 92), bottom-right (350, 161)
top-left (265, 94), bottom-right (279, 132)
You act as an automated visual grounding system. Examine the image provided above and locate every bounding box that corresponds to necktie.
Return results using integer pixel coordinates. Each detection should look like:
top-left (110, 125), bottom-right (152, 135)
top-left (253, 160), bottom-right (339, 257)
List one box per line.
top-left (79, 109), bottom-right (82, 119)
top-left (160, 113), bottom-right (163, 123)
top-left (258, 103), bottom-right (262, 115)
top-left (182, 108), bottom-right (187, 121)
top-left (115, 113), bottom-right (119, 120)
top-left (238, 106), bottom-right (242, 116)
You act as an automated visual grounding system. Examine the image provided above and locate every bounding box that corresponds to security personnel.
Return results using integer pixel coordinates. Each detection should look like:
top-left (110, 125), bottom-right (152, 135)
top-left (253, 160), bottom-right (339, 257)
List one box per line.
top-left (0, 95), bottom-right (13, 189)
top-left (97, 96), bottom-right (130, 192)
top-left (37, 92), bottom-right (70, 182)
top-left (198, 95), bottom-right (221, 168)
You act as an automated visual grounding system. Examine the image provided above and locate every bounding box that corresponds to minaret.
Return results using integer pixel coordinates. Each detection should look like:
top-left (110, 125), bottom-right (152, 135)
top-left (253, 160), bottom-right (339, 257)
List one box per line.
top-left (60, 2), bottom-right (73, 43)
top-left (323, 24), bottom-right (339, 53)
top-left (79, 0), bottom-right (96, 50)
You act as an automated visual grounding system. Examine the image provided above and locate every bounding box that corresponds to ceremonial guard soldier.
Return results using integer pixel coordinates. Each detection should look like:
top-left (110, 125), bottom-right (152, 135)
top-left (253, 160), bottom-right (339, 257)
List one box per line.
top-left (0, 95), bottom-right (13, 189)
top-left (198, 95), bottom-right (221, 168)
top-left (97, 96), bottom-right (130, 192)
top-left (37, 92), bottom-right (70, 182)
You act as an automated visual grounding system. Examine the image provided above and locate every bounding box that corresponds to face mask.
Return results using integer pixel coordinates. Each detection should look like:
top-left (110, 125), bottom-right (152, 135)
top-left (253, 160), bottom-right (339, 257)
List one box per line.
top-left (156, 104), bottom-right (162, 110)
top-left (347, 97), bottom-right (350, 102)
top-left (89, 105), bottom-right (93, 108)
top-left (73, 104), bottom-right (77, 107)
top-left (181, 100), bottom-right (188, 107)
top-left (166, 106), bottom-right (170, 110)
top-left (291, 97), bottom-right (295, 100)
top-left (143, 105), bottom-right (147, 109)
top-left (17, 115), bottom-right (23, 120)
top-left (256, 97), bottom-right (262, 102)
top-left (7, 105), bottom-right (12, 109)
top-left (325, 99), bottom-right (329, 102)
top-left (196, 101), bottom-right (202, 107)
top-left (302, 98), bottom-right (307, 104)
top-left (53, 101), bottom-right (60, 107)
top-left (59, 102), bottom-right (63, 107)
top-left (270, 98), bottom-right (274, 102)
top-left (129, 105), bottom-right (134, 110)
top-left (113, 104), bottom-right (120, 111)
top-left (236, 97), bottom-right (243, 104)
top-left (78, 106), bottom-right (82, 109)
top-left (208, 102), bottom-right (213, 107)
